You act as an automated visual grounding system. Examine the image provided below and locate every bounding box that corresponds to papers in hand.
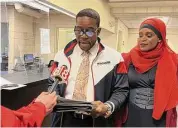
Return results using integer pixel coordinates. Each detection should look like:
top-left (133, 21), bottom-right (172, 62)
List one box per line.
top-left (0, 77), bottom-right (26, 90)
top-left (53, 96), bottom-right (93, 113)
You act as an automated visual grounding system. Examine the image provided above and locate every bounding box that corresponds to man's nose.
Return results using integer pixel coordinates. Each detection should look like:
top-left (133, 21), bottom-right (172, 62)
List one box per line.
top-left (81, 32), bottom-right (88, 38)
top-left (80, 33), bottom-right (88, 38)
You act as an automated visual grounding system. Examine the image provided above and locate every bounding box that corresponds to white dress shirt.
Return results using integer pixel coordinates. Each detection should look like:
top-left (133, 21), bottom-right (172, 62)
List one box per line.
top-left (65, 42), bottom-right (99, 102)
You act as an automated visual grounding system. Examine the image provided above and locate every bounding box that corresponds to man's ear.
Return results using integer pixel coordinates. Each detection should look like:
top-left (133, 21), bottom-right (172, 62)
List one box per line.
top-left (158, 39), bottom-right (161, 43)
top-left (97, 28), bottom-right (101, 36)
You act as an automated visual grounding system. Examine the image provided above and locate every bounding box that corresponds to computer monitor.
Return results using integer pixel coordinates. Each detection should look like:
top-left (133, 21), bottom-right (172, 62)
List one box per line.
top-left (24, 54), bottom-right (34, 64)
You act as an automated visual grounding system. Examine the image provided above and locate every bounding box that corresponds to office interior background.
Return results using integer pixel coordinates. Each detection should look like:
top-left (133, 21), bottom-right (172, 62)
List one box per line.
top-left (1, 0), bottom-right (178, 126)
top-left (1, 0), bottom-right (178, 75)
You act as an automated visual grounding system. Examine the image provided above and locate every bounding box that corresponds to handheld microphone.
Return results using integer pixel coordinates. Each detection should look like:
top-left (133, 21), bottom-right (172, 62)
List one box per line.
top-left (50, 61), bottom-right (59, 73)
top-left (48, 65), bottom-right (69, 93)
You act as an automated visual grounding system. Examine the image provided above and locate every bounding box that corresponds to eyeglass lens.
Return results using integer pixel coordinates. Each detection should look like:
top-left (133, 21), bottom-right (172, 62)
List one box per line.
top-left (74, 27), bottom-right (97, 37)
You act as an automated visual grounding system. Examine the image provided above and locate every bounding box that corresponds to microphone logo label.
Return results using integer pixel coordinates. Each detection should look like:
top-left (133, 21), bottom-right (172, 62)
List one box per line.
top-left (60, 66), bottom-right (69, 81)
top-left (52, 65), bottom-right (69, 82)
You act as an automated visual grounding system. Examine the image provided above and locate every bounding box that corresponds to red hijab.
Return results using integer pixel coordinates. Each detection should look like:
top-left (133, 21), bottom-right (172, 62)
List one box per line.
top-left (122, 18), bottom-right (178, 120)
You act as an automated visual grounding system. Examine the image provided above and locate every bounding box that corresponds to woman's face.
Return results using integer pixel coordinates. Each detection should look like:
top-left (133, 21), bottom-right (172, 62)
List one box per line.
top-left (138, 28), bottom-right (161, 52)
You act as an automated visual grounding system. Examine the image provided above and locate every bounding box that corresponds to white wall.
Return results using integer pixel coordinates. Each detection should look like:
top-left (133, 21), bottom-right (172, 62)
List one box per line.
top-left (99, 28), bottom-right (117, 49)
top-left (127, 29), bottom-right (138, 52)
top-left (116, 19), bottom-right (129, 52)
top-left (34, 13), bottom-right (76, 64)
top-left (3, 6), bottom-right (35, 70)
top-left (49, 0), bottom-right (116, 33)
top-left (166, 29), bottom-right (178, 53)
top-left (1, 5), bottom-right (9, 23)
top-left (127, 28), bottom-right (178, 53)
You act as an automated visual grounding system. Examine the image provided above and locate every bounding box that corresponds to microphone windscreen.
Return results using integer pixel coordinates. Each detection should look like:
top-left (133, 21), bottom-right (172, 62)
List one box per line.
top-left (52, 65), bottom-right (69, 82)
top-left (50, 61), bottom-right (58, 73)
top-left (59, 65), bottom-right (69, 81)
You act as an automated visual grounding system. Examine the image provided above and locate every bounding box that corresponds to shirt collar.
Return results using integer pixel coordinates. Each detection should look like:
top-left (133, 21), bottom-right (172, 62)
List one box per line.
top-left (75, 41), bottom-right (99, 56)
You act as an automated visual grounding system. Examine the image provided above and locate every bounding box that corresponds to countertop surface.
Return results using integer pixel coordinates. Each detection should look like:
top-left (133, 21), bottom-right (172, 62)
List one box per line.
top-left (1, 67), bottom-right (50, 85)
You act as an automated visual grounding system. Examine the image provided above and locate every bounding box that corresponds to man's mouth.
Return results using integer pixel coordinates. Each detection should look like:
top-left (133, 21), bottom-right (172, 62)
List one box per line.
top-left (79, 41), bottom-right (90, 45)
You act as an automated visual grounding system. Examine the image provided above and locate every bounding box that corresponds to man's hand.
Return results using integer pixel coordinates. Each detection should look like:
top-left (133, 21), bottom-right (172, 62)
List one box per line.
top-left (91, 101), bottom-right (108, 118)
top-left (35, 92), bottom-right (57, 115)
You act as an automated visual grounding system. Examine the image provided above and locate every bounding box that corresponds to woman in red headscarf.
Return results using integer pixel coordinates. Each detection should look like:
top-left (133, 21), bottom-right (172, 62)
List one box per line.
top-left (120, 18), bottom-right (178, 127)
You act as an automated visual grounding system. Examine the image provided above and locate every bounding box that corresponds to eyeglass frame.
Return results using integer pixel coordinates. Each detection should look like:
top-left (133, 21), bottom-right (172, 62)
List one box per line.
top-left (74, 26), bottom-right (99, 37)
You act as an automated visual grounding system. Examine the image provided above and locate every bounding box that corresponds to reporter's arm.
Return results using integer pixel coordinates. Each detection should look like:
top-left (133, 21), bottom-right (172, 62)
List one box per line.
top-left (1, 92), bottom-right (57, 127)
top-left (1, 102), bottom-right (46, 127)
top-left (16, 102), bottom-right (46, 127)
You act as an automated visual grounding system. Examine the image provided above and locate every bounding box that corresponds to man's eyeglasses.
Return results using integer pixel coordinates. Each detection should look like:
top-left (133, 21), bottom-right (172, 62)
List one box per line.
top-left (74, 26), bottom-right (98, 37)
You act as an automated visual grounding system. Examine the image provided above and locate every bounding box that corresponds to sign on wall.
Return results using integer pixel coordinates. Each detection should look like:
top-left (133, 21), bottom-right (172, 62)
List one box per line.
top-left (40, 28), bottom-right (50, 54)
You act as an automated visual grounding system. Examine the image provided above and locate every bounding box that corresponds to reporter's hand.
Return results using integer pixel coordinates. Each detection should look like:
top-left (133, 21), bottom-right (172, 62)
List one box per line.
top-left (91, 101), bottom-right (108, 118)
top-left (35, 92), bottom-right (57, 115)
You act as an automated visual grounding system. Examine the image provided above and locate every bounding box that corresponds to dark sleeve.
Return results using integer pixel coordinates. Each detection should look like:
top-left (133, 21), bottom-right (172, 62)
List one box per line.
top-left (107, 61), bottom-right (129, 111)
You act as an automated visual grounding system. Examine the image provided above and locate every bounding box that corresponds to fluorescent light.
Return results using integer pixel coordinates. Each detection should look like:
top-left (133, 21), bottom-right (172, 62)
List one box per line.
top-left (20, 1), bottom-right (49, 12)
top-left (35, 0), bottom-right (76, 18)
top-left (0, 0), bottom-right (33, 2)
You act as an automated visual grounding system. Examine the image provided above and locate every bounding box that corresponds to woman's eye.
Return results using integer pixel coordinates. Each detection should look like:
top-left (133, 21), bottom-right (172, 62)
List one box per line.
top-left (147, 34), bottom-right (152, 38)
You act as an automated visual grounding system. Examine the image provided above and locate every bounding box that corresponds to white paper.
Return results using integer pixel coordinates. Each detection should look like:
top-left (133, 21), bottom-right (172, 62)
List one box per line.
top-left (0, 77), bottom-right (26, 90)
top-left (40, 28), bottom-right (50, 54)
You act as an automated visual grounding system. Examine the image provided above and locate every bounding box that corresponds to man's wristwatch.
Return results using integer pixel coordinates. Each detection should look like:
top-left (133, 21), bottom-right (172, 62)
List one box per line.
top-left (104, 103), bottom-right (112, 114)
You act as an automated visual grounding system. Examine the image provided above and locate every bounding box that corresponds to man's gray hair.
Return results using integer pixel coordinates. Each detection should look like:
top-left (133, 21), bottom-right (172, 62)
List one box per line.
top-left (76, 8), bottom-right (100, 27)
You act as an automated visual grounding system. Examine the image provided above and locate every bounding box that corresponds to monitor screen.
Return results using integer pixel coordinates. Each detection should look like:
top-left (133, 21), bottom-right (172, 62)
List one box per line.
top-left (24, 54), bottom-right (34, 64)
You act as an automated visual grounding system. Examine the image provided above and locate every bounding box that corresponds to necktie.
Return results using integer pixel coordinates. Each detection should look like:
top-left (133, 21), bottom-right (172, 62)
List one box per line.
top-left (73, 52), bottom-right (90, 101)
